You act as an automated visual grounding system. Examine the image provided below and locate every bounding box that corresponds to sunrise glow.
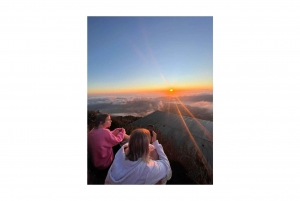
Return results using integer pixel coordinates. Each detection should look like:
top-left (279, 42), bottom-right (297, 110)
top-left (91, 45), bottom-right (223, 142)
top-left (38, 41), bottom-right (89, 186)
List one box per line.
top-left (88, 17), bottom-right (212, 98)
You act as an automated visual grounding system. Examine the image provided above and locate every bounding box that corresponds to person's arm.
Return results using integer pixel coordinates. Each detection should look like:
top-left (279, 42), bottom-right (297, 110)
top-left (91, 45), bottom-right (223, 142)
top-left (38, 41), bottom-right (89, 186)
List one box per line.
top-left (149, 144), bottom-right (159, 160)
top-left (123, 133), bottom-right (130, 141)
top-left (150, 131), bottom-right (165, 160)
top-left (152, 140), bottom-right (170, 167)
top-left (104, 129), bottom-right (125, 146)
top-left (145, 132), bottom-right (172, 184)
top-left (111, 128), bottom-right (123, 136)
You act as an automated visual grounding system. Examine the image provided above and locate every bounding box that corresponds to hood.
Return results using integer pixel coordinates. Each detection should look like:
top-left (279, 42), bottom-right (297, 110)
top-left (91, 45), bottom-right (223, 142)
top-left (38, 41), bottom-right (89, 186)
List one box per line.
top-left (105, 143), bottom-right (150, 184)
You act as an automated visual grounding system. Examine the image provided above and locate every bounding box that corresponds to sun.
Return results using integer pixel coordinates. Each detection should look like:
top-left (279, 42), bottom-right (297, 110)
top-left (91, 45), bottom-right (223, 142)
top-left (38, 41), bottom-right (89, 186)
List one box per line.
top-left (169, 88), bottom-right (173, 92)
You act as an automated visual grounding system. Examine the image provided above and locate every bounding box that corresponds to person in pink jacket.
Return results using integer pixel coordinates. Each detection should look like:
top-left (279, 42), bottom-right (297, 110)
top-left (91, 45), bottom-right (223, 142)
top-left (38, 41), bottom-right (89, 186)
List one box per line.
top-left (88, 113), bottom-right (127, 170)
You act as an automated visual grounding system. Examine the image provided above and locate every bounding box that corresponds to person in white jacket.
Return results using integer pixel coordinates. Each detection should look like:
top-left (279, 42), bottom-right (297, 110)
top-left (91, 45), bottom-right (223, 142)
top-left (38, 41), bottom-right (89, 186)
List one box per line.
top-left (105, 128), bottom-right (172, 184)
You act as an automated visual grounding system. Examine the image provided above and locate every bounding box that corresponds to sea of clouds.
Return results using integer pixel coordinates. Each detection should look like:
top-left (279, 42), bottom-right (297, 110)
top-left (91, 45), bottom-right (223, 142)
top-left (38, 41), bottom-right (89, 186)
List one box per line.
top-left (88, 93), bottom-right (213, 118)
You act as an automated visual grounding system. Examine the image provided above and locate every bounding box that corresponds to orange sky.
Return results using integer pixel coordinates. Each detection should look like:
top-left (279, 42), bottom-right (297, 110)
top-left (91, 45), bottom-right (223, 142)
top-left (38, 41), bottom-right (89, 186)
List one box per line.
top-left (88, 84), bottom-right (213, 97)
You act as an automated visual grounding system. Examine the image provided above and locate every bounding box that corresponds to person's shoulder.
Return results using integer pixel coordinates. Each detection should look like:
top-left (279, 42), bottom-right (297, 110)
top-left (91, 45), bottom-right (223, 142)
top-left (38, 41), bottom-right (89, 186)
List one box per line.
top-left (102, 128), bottom-right (111, 133)
top-left (90, 128), bottom-right (110, 136)
top-left (95, 128), bottom-right (110, 134)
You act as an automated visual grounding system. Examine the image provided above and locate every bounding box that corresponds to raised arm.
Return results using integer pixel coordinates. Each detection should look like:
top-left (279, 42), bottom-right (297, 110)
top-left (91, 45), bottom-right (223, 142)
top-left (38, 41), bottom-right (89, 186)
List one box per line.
top-left (145, 131), bottom-right (172, 184)
top-left (111, 128), bottom-right (123, 136)
top-left (104, 129), bottom-right (125, 146)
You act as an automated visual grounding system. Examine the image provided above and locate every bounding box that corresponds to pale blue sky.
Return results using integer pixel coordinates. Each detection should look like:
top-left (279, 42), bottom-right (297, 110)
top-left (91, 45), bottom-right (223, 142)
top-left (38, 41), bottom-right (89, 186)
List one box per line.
top-left (88, 17), bottom-right (213, 95)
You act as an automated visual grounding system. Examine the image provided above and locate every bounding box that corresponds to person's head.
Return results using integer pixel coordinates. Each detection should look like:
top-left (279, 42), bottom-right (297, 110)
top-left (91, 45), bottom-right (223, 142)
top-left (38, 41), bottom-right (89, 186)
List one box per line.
top-left (94, 113), bottom-right (112, 129)
top-left (126, 128), bottom-right (150, 162)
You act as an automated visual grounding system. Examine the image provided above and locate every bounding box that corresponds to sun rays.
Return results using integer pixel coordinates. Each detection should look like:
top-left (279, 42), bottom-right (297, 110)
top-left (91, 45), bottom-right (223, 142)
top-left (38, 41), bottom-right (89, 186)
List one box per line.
top-left (162, 90), bottom-right (213, 176)
top-left (174, 103), bottom-right (213, 176)
top-left (175, 97), bottom-right (213, 142)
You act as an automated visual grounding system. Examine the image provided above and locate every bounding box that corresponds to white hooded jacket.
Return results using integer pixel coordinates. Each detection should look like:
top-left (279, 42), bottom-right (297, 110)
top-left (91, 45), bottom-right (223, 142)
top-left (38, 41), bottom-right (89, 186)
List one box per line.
top-left (105, 140), bottom-right (171, 184)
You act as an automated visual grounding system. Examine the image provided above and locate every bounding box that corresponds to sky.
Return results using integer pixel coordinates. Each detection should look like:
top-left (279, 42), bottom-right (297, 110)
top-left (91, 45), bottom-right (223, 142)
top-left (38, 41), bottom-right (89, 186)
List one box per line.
top-left (88, 17), bottom-right (213, 97)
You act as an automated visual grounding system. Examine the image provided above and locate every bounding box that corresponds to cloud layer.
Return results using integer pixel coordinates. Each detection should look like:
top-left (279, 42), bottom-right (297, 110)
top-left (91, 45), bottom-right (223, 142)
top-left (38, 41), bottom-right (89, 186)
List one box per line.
top-left (88, 93), bottom-right (213, 120)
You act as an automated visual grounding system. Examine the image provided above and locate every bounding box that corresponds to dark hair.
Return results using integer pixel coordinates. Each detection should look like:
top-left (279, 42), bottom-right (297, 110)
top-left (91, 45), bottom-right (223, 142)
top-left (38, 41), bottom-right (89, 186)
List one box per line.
top-left (126, 128), bottom-right (150, 162)
top-left (94, 113), bottom-right (109, 128)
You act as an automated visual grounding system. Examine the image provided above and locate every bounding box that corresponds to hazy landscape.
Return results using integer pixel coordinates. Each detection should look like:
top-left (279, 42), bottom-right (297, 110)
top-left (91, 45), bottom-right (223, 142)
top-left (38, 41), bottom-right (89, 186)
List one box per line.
top-left (88, 93), bottom-right (213, 121)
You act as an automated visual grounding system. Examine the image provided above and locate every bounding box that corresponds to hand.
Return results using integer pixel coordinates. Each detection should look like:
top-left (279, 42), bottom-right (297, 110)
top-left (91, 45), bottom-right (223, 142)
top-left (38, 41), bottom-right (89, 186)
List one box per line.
top-left (123, 133), bottom-right (130, 141)
top-left (152, 131), bottom-right (157, 142)
top-left (112, 128), bottom-right (121, 136)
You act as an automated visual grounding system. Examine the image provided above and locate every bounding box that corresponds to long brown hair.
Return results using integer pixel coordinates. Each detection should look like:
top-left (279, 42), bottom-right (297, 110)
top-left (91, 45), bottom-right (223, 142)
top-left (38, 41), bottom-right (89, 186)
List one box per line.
top-left (126, 128), bottom-right (150, 162)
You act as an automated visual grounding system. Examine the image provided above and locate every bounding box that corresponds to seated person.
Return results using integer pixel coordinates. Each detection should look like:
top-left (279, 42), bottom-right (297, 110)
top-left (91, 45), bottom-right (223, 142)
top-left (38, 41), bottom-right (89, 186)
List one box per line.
top-left (105, 128), bottom-right (172, 184)
top-left (88, 113), bottom-right (126, 170)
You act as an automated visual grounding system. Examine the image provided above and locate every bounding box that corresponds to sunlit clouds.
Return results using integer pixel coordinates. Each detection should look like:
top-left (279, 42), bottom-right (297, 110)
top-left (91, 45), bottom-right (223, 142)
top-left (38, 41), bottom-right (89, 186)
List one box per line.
top-left (88, 93), bottom-right (213, 121)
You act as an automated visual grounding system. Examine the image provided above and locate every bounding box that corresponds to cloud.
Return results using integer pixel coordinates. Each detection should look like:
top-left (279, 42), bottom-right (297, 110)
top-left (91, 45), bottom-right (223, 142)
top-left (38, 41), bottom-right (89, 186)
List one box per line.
top-left (190, 101), bottom-right (212, 109)
top-left (177, 93), bottom-right (213, 102)
top-left (87, 93), bottom-right (213, 120)
top-left (88, 97), bottom-right (164, 117)
top-left (88, 97), bottom-right (127, 105)
top-left (189, 101), bottom-right (213, 115)
top-left (157, 100), bottom-right (164, 110)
